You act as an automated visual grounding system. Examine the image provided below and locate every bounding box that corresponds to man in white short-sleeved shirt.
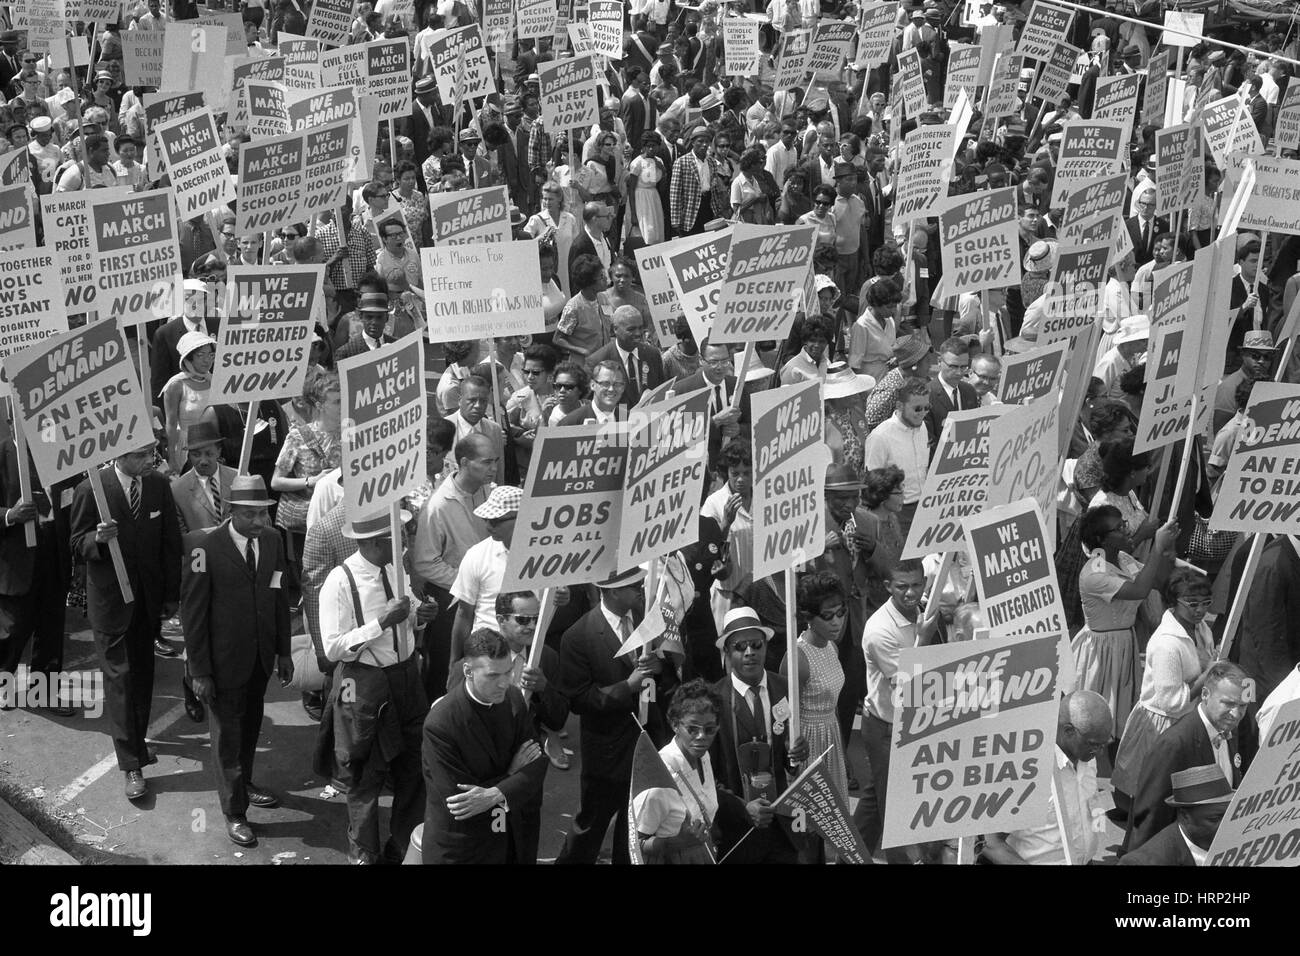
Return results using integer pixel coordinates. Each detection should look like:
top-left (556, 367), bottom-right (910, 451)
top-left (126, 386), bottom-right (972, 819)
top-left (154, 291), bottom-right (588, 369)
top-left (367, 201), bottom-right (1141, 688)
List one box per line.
top-left (449, 485), bottom-right (519, 677)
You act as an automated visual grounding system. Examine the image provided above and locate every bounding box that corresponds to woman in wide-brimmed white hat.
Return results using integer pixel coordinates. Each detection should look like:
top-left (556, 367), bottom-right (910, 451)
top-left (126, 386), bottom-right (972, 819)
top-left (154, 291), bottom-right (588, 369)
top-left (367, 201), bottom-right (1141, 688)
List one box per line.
top-left (822, 361), bottom-right (876, 480)
top-left (162, 325), bottom-right (217, 472)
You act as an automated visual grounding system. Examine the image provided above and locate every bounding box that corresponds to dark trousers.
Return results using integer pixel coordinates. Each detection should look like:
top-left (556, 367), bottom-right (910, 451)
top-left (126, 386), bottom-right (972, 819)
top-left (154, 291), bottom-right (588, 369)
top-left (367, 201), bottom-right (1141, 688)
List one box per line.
top-left (209, 658), bottom-right (270, 818)
top-left (0, 526), bottom-right (69, 679)
top-left (689, 193), bottom-right (714, 236)
top-left (555, 774), bottom-right (631, 865)
top-left (419, 584), bottom-right (455, 703)
top-left (93, 601), bottom-right (158, 772)
top-left (861, 712), bottom-right (909, 864)
top-left (898, 501), bottom-right (919, 543)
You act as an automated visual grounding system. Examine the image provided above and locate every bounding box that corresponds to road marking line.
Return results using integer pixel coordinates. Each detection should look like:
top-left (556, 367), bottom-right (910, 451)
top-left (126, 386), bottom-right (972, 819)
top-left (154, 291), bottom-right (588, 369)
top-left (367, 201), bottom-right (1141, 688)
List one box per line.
top-left (55, 701), bottom-right (190, 806)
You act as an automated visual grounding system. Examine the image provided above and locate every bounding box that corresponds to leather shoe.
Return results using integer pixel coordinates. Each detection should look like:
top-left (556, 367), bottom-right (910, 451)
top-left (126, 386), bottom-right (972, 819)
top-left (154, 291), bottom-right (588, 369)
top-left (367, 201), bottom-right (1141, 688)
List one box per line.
top-left (226, 816), bottom-right (257, 847)
top-left (245, 784), bottom-right (280, 809)
top-left (48, 700), bottom-right (76, 718)
top-left (154, 639), bottom-right (180, 658)
top-left (302, 691), bottom-right (323, 722)
top-left (183, 683), bottom-right (206, 723)
top-left (124, 770), bottom-right (147, 800)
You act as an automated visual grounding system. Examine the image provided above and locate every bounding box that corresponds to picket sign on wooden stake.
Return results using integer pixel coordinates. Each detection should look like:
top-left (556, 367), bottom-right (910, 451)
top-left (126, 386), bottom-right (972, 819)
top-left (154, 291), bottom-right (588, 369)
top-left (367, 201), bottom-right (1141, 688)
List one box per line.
top-left (87, 468), bottom-right (134, 605)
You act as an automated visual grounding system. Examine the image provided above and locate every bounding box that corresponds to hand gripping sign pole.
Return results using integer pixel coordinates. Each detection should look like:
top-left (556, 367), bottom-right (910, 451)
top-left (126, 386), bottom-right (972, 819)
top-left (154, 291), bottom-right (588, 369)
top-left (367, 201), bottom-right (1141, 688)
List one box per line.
top-left (87, 467), bottom-right (135, 606)
top-left (521, 587), bottom-right (559, 704)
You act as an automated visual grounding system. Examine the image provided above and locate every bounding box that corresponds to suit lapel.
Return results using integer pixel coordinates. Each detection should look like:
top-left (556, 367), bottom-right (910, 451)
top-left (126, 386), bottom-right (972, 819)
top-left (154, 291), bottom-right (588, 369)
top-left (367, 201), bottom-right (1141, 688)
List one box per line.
top-left (596, 614), bottom-right (633, 676)
top-left (456, 682), bottom-right (499, 761)
top-left (215, 523), bottom-right (256, 580)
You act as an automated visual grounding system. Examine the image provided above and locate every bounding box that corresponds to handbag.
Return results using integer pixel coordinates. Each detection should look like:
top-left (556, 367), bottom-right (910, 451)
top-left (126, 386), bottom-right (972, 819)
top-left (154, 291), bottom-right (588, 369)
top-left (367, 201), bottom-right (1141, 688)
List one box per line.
top-left (289, 633), bottom-right (325, 693)
top-left (1186, 474), bottom-right (1237, 565)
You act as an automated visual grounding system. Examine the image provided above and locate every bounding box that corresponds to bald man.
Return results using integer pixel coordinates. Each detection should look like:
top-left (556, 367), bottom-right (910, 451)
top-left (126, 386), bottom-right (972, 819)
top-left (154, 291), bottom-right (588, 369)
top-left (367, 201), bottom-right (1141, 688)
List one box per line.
top-left (583, 304), bottom-right (665, 409)
top-left (981, 690), bottom-right (1113, 865)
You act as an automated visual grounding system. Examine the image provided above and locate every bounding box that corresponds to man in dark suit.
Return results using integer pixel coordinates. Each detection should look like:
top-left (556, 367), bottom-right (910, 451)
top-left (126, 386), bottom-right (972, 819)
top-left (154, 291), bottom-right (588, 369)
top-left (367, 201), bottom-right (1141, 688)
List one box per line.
top-left (69, 444), bottom-right (182, 800)
top-left (620, 67), bottom-right (652, 149)
top-left (1119, 765), bottom-right (1233, 867)
top-left (558, 359), bottom-right (628, 426)
top-left (672, 339), bottom-right (750, 467)
top-left (422, 629), bottom-right (547, 864)
top-left (0, 435), bottom-right (73, 715)
top-left (584, 305), bottom-right (666, 409)
top-left (1124, 195), bottom-right (1167, 267)
top-left (861, 145), bottom-right (891, 260)
top-left (555, 566), bottom-right (679, 864)
top-left (181, 476), bottom-right (292, 847)
top-left (567, 202), bottom-right (614, 293)
top-left (925, 336), bottom-right (979, 456)
top-left (1125, 662), bottom-right (1251, 853)
top-left (1237, 535), bottom-right (1300, 710)
top-left (150, 278), bottom-right (221, 406)
top-left (407, 75), bottom-right (440, 176)
top-left (334, 293), bottom-right (396, 361)
top-left (709, 608), bottom-right (809, 863)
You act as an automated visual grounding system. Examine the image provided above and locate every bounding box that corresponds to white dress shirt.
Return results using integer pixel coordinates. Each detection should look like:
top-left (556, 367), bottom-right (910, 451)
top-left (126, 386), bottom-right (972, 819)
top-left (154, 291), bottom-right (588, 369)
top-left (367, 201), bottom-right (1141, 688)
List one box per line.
top-left (1197, 704), bottom-right (1233, 784)
top-left (730, 671), bottom-right (772, 739)
top-left (320, 551), bottom-right (421, 666)
top-left (228, 522), bottom-right (259, 569)
top-left (306, 468), bottom-right (344, 532)
top-left (862, 413), bottom-right (930, 504)
top-left (1180, 826), bottom-right (1209, 865)
top-left (861, 599), bottom-right (918, 724)
top-left (1004, 746), bottom-right (1103, 865)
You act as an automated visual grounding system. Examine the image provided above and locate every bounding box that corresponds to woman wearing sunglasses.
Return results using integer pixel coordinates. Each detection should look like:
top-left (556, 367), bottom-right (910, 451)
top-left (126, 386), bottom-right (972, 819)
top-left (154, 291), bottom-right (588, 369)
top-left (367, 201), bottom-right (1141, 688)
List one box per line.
top-left (546, 362), bottom-right (588, 426)
top-left (1110, 569), bottom-right (1215, 813)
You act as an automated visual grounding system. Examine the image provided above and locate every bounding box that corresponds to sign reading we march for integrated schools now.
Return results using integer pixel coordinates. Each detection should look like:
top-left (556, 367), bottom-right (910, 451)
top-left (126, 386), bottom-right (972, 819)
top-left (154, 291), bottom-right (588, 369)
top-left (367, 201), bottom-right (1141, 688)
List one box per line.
top-left (4, 321), bottom-right (154, 487)
top-left (962, 499), bottom-right (1069, 640)
top-left (712, 223), bottom-right (815, 345)
top-left (210, 265), bottom-right (323, 404)
top-left (339, 331), bottom-right (427, 519)
top-left (237, 120), bottom-right (352, 236)
top-left (882, 630), bottom-right (1068, 848)
top-left (750, 379), bottom-right (831, 580)
top-left (1209, 383), bottom-right (1300, 535)
top-left (421, 241), bottom-right (545, 342)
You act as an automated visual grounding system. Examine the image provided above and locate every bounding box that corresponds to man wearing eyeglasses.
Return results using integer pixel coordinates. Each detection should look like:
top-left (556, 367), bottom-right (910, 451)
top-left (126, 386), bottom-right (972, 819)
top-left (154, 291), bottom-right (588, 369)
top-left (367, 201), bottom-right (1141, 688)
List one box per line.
top-left (559, 360), bottom-right (627, 426)
top-left (1124, 193), bottom-right (1167, 267)
top-left (925, 337), bottom-right (979, 456)
top-left (967, 353), bottom-right (1002, 406)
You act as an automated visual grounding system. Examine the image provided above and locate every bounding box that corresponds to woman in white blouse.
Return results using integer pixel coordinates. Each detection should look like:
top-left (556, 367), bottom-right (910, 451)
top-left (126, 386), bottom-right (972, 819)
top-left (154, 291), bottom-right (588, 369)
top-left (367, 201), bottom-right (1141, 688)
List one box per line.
top-left (1111, 570), bottom-right (1215, 804)
top-left (631, 679), bottom-right (720, 864)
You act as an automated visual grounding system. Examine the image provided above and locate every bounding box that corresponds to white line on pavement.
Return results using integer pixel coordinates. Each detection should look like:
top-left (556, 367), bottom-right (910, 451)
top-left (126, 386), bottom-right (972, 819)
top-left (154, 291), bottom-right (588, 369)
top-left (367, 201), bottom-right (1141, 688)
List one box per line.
top-left (55, 702), bottom-right (190, 806)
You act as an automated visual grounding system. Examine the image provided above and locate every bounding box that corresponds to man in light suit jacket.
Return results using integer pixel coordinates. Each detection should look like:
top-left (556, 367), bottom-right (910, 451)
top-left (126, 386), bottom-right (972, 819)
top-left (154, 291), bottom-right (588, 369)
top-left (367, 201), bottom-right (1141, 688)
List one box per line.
top-left (584, 305), bottom-right (665, 409)
top-left (181, 475), bottom-right (292, 847)
top-left (1125, 662), bottom-right (1252, 854)
top-left (1119, 765), bottom-right (1233, 867)
top-left (69, 444), bottom-right (182, 800)
top-left (422, 629), bottom-right (547, 864)
top-left (925, 336), bottom-right (980, 456)
top-left (170, 422), bottom-right (237, 533)
top-left (555, 566), bottom-right (679, 864)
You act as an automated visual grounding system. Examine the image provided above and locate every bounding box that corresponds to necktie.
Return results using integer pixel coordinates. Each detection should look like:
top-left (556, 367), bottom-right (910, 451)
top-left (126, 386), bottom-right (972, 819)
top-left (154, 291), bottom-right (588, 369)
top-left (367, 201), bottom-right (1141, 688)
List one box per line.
top-left (244, 538), bottom-right (256, 575)
top-left (713, 382), bottom-right (725, 412)
top-left (209, 476), bottom-right (221, 517)
top-left (626, 351), bottom-right (639, 391)
top-left (1211, 733), bottom-right (1232, 782)
top-left (380, 566), bottom-right (400, 657)
top-left (747, 687), bottom-right (767, 741)
top-left (128, 477), bottom-right (140, 519)
top-left (1142, 220), bottom-right (1151, 254)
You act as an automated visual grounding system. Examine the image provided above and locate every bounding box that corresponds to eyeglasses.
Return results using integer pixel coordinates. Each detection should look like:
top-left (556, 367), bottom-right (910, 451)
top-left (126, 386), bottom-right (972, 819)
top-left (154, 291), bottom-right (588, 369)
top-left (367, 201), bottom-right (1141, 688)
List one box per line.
top-left (817, 605), bottom-right (847, 621)
top-left (507, 614), bottom-right (539, 625)
top-left (522, 367), bottom-right (546, 377)
top-left (554, 381), bottom-right (579, 390)
top-left (814, 200), bottom-right (833, 207)
top-left (971, 371), bottom-right (999, 383)
top-left (1177, 598), bottom-right (1212, 611)
top-left (593, 379), bottom-right (623, 389)
top-left (728, 638), bottom-right (766, 652)
top-left (942, 359), bottom-right (971, 371)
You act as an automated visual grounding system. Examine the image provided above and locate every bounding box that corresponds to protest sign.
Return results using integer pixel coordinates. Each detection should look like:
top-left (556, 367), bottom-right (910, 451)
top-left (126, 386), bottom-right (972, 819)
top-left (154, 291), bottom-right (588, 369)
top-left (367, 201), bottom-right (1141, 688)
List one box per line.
top-left (774, 29), bottom-right (810, 93)
top-left (427, 185), bottom-right (511, 245)
top-left (962, 499), bottom-right (1068, 639)
top-left (4, 320), bottom-right (153, 487)
top-left (1237, 156), bottom-right (1300, 235)
top-left (712, 223), bottom-right (815, 345)
top-left (987, 393), bottom-right (1059, 540)
top-left (1059, 173), bottom-right (1127, 243)
top-left (299, 119), bottom-right (355, 219)
top-left (363, 37), bottom-right (412, 118)
top-left (633, 246), bottom-right (682, 344)
top-left (723, 18), bottom-right (761, 77)
top-left (774, 746), bottom-right (872, 862)
top-left (46, 33), bottom-right (89, 75)
top-left (42, 188), bottom-right (133, 314)
top-left (121, 32), bottom-right (164, 89)
top-left (939, 187), bottom-right (1019, 295)
top-left (896, 48), bottom-right (928, 120)
top-left (616, 388), bottom-right (711, 570)
top-left (246, 81), bottom-right (290, 139)
top-left (893, 125), bottom-right (959, 226)
top-left (193, 10), bottom-right (248, 54)
top-left (999, 340), bottom-right (1069, 406)
top-left (1051, 121), bottom-right (1126, 205)
top-left (1144, 49), bottom-right (1168, 127)
top-left (902, 406), bottom-right (1005, 559)
top-left (1155, 124), bottom-right (1202, 217)
top-left (587, 0), bottom-right (623, 59)
top-left (307, 0), bottom-right (355, 46)
top-left (1035, 241), bottom-right (1111, 345)
top-left (518, 0), bottom-right (558, 41)
top-left (663, 229), bottom-right (733, 345)
top-left (0, 248), bottom-right (68, 397)
top-left (227, 54), bottom-right (286, 133)
top-left (153, 110), bottom-right (236, 220)
top-left (1135, 321), bottom-right (1213, 455)
top-left (88, 188), bottom-right (182, 327)
top-left (855, 2), bottom-right (898, 69)
top-left (977, 22), bottom-right (1015, 88)
top-left (1161, 9), bottom-right (1203, 47)
top-left (1201, 95), bottom-right (1263, 171)
top-left (421, 241), bottom-right (545, 342)
top-left (1091, 73), bottom-right (1143, 143)
top-left (237, 120), bottom-right (352, 235)
top-left (808, 20), bottom-right (855, 82)
top-left (483, 0), bottom-right (514, 48)
top-left (1208, 383), bottom-right (1300, 534)
top-left (882, 630), bottom-right (1067, 848)
top-left (286, 86), bottom-right (364, 181)
top-left (1277, 83), bottom-right (1300, 155)
top-left (338, 331), bottom-right (426, 520)
top-left (538, 55), bottom-right (600, 135)
top-left (750, 379), bottom-right (832, 579)
top-left (161, 24), bottom-right (228, 110)
top-left (279, 36), bottom-right (325, 92)
top-left (1033, 41), bottom-right (1079, 111)
top-left (0, 184), bottom-right (33, 251)
top-left (984, 53), bottom-right (1024, 119)
top-left (12, 0), bottom-right (66, 54)
top-left (143, 91), bottom-right (207, 182)
top-left (423, 25), bottom-right (496, 104)
top-left (1208, 697), bottom-right (1300, 867)
top-left (944, 44), bottom-right (983, 110)
top-left (1016, 0), bottom-right (1073, 62)
top-left (1188, 234), bottom-right (1237, 398)
top-left (0, 147), bottom-right (27, 187)
top-left (504, 423), bottom-right (626, 589)
top-left (210, 265), bottom-right (323, 404)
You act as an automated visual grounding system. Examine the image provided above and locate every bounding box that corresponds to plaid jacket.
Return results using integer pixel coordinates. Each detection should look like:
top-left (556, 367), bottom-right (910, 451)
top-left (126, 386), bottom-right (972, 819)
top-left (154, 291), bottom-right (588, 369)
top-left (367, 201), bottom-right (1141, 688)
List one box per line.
top-left (669, 151), bottom-right (719, 235)
top-left (527, 123), bottom-right (553, 177)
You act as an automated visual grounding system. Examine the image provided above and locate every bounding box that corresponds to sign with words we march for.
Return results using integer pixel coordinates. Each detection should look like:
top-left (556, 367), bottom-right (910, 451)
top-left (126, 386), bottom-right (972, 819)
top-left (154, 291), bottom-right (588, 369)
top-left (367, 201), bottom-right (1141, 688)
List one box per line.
top-left (89, 188), bottom-right (183, 327)
top-left (152, 110), bottom-right (236, 220)
top-left (962, 499), bottom-right (1069, 640)
top-left (421, 241), bottom-right (545, 342)
top-left (664, 229), bottom-right (732, 345)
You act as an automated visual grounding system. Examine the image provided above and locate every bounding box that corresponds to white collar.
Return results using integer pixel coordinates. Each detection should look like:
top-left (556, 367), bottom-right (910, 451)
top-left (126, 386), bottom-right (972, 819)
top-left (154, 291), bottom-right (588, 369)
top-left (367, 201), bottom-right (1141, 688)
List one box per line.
top-left (1179, 825), bottom-right (1209, 866)
top-left (464, 679), bottom-right (494, 707)
top-left (730, 671), bottom-right (768, 700)
top-left (228, 522), bottom-right (253, 553)
top-left (1197, 704), bottom-right (1226, 745)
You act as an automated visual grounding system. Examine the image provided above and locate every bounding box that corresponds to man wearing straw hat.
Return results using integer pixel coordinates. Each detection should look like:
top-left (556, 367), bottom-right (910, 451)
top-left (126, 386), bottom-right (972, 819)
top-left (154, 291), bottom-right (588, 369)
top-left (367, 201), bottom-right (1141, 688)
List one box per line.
top-left (319, 509), bottom-right (437, 864)
top-left (181, 475), bottom-right (292, 848)
top-left (1118, 765), bottom-right (1233, 867)
top-left (334, 292), bottom-right (395, 362)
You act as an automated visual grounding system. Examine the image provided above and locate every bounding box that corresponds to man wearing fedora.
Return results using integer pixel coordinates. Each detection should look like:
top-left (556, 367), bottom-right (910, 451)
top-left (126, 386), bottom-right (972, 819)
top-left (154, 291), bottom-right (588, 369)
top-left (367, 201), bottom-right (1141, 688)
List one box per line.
top-left (556, 566), bottom-right (680, 864)
top-left (334, 292), bottom-right (395, 361)
top-left (181, 476), bottom-right (292, 847)
top-left (171, 422), bottom-right (236, 534)
top-left (1119, 766), bottom-right (1233, 866)
top-left (709, 607), bottom-right (810, 864)
top-left (1094, 314), bottom-right (1150, 403)
top-left (1213, 329), bottom-right (1274, 435)
top-left (319, 511), bottom-right (437, 864)
top-left (70, 443), bottom-right (182, 801)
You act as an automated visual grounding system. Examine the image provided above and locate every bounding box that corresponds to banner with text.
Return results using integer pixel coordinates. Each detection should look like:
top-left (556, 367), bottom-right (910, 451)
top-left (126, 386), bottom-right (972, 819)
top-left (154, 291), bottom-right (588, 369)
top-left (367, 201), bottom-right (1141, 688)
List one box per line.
top-left (962, 499), bottom-right (1068, 640)
top-left (712, 223), bottom-right (815, 345)
top-left (421, 241), bottom-right (545, 342)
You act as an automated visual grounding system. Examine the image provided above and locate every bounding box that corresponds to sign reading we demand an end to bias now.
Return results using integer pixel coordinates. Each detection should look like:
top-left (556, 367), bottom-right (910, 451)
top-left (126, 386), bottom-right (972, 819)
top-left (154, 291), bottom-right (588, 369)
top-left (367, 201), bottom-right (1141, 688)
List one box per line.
top-left (1209, 383), bottom-right (1300, 535)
